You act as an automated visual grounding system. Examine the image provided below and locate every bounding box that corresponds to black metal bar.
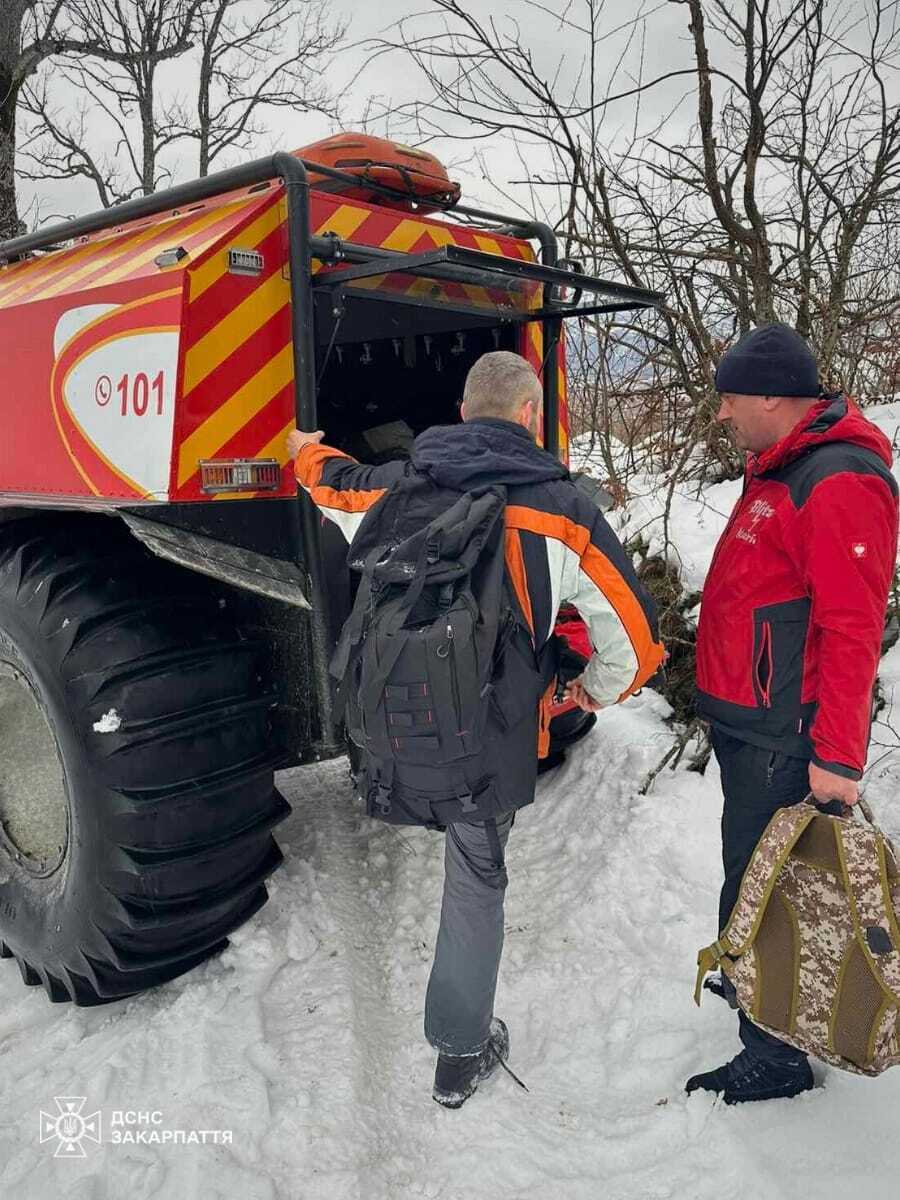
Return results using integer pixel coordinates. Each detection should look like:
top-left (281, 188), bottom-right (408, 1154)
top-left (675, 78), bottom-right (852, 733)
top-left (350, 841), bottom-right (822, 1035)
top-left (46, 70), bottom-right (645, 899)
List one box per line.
top-left (312, 248), bottom-right (456, 288)
top-left (0, 157), bottom-right (288, 261)
top-left (0, 153), bottom-right (553, 264)
top-left (310, 240), bottom-right (663, 306)
top-left (513, 299), bottom-right (659, 322)
top-left (312, 243), bottom-right (529, 302)
top-left (320, 284), bottom-right (657, 325)
top-left (273, 152), bottom-right (343, 760)
top-left (316, 286), bottom-right (517, 326)
top-left (284, 156), bottom-right (553, 232)
top-left (316, 284), bottom-right (656, 327)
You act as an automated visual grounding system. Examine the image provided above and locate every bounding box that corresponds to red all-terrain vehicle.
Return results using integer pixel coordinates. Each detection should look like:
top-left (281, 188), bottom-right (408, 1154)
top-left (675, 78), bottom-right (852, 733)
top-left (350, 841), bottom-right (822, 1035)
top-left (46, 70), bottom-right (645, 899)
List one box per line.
top-left (0, 135), bottom-right (660, 1005)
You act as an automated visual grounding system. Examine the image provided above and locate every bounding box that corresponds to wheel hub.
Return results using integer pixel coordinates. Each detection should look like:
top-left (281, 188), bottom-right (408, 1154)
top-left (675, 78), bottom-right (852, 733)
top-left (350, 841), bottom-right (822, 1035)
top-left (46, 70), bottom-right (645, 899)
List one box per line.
top-left (0, 664), bottom-right (69, 876)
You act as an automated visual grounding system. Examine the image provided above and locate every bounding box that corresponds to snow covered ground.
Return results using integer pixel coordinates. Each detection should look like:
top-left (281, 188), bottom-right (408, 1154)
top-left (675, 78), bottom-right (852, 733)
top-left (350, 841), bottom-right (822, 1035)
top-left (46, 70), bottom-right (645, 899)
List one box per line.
top-left (2, 691), bottom-right (899, 1200)
top-left (3, 401), bottom-right (900, 1199)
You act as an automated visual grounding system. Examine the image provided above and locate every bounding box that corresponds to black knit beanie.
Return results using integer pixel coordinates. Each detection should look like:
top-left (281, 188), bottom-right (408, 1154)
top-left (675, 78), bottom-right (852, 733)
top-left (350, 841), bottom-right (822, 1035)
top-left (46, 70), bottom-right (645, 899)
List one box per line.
top-left (714, 323), bottom-right (819, 397)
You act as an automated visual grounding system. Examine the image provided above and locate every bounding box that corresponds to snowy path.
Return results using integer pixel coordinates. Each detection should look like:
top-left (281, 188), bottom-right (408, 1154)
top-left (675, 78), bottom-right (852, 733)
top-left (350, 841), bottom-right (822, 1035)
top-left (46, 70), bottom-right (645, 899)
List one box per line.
top-left (2, 688), bottom-right (900, 1200)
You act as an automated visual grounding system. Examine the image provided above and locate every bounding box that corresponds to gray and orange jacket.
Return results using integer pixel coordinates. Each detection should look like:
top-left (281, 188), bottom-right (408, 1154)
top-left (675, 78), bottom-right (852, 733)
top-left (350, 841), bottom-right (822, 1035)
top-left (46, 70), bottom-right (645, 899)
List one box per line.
top-left (294, 417), bottom-right (664, 750)
top-left (696, 395), bottom-right (899, 779)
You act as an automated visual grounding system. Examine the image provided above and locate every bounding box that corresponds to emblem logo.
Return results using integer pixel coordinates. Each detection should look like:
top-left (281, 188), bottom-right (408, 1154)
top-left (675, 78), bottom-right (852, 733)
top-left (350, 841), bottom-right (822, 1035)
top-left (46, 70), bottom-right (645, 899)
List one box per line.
top-left (39, 1097), bottom-right (102, 1159)
top-left (735, 498), bottom-right (776, 545)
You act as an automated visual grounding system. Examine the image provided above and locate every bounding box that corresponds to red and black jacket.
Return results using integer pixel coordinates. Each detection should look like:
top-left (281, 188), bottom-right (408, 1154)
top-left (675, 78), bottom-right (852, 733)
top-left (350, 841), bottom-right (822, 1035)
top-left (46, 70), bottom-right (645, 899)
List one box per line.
top-left (696, 394), bottom-right (899, 780)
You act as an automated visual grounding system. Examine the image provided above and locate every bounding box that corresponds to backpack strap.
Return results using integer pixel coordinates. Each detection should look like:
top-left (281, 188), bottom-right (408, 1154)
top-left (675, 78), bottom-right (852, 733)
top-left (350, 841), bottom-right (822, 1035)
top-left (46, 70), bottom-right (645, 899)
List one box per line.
top-left (693, 803), bottom-right (817, 1005)
top-left (367, 754), bottom-right (395, 817)
top-left (331, 535), bottom-right (435, 723)
top-left (330, 546), bottom-right (383, 700)
top-left (356, 546), bottom-right (436, 723)
top-left (835, 821), bottom-right (900, 1005)
top-left (449, 766), bottom-right (478, 815)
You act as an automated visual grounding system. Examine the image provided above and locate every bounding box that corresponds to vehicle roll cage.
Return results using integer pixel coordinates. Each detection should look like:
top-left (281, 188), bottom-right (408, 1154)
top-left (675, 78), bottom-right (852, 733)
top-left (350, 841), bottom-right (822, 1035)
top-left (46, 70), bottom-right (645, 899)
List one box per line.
top-left (0, 152), bottom-right (664, 758)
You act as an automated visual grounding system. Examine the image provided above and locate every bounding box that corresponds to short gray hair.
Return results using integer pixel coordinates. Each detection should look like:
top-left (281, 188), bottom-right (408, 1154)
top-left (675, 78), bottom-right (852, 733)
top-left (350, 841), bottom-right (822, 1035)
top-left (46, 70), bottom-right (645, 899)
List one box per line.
top-left (462, 351), bottom-right (541, 421)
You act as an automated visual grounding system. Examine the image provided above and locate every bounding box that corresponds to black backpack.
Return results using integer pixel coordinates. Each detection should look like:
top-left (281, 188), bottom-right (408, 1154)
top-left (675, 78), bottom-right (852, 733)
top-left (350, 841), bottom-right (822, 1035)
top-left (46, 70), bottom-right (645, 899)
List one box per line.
top-left (330, 473), bottom-right (558, 828)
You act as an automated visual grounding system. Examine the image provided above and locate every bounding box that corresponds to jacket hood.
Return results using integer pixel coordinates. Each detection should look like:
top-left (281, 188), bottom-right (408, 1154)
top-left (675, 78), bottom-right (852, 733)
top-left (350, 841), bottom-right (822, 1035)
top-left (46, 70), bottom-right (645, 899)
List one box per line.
top-left (412, 418), bottom-right (569, 490)
top-left (754, 393), bottom-right (894, 474)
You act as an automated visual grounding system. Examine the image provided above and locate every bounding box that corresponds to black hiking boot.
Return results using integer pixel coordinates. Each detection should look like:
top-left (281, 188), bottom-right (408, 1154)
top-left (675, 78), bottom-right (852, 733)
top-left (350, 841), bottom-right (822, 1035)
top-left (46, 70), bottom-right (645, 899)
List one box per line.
top-left (685, 1048), bottom-right (814, 1105)
top-left (432, 1018), bottom-right (511, 1109)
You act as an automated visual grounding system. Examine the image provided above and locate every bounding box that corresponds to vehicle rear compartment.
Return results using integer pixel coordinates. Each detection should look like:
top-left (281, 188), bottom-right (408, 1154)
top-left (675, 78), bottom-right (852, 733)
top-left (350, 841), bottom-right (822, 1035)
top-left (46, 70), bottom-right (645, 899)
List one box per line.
top-left (313, 293), bottom-right (521, 463)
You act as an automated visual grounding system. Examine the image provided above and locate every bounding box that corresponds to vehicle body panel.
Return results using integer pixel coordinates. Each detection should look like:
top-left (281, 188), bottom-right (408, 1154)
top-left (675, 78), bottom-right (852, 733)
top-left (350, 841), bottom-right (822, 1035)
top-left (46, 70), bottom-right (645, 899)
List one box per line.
top-left (0, 182), bottom-right (567, 510)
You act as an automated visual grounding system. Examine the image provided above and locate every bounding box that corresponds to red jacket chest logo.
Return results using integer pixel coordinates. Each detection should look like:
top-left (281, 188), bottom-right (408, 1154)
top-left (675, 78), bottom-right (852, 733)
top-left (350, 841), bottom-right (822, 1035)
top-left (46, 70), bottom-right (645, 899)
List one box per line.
top-left (734, 496), bottom-right (776, 546)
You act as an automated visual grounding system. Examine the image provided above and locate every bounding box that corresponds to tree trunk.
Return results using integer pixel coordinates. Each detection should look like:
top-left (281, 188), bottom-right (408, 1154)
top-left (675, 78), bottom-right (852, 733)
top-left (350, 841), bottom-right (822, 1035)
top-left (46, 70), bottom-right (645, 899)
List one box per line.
top-left (0, 65), bottom-right (19, 241)
top-left (0, 0), bottom-right (26, 241)
top-left (197, 38), bottom-right (213, 177)
top-left (198, 111), bottom-right (210, 178)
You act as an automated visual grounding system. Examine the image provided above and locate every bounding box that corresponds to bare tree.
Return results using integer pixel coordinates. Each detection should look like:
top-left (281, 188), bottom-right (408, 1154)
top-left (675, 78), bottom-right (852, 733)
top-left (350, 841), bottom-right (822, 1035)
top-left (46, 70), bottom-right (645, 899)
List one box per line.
top-left (17, 1), bottom-right (202, 206)
top-left (0, 3), bottom-right (82, 237)
top-left (1, 1), bottom-right (178, 237)
top-left (367, 0), bottom-right (900, 751)
top-left (373, 0), bottom-right (900, 482)
top-left (15, 0), bottom-right (343, 212)
top-left (188, 0), bottom-right (343, 177)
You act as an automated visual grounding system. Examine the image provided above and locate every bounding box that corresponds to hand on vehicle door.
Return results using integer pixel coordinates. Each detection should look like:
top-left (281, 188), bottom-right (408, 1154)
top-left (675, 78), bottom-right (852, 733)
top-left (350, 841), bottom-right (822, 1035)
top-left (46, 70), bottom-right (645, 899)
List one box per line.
top-left (286, 428), bottom-right (325, 459)
top-left (565, 676), bottom-right (603, 712)
top-left (808, 760), bottom-right (859, 806)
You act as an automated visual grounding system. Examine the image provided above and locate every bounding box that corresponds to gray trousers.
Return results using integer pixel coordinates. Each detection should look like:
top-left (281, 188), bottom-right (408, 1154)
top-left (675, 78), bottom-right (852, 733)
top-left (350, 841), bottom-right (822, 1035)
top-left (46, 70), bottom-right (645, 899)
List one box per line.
top-left (424, 811), bottom-right (514, 1056)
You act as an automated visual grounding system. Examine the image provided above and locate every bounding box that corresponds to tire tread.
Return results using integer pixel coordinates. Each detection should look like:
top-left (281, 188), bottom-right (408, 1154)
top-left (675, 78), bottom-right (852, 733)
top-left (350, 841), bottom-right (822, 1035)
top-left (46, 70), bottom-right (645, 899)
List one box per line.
top-left (0, 516), bottom-right (289, 1006)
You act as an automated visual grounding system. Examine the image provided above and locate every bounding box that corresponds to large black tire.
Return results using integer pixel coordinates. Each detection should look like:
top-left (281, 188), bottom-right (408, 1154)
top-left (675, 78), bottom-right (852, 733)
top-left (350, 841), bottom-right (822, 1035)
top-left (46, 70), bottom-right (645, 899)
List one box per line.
top-left (0, 515), bottom-right (289, 1005)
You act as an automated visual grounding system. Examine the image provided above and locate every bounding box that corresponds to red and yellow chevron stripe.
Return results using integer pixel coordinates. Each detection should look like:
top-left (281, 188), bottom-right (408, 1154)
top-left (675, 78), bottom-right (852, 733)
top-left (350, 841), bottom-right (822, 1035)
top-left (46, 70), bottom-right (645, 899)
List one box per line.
top-left (172, 190), bottom-right (295, 500)
top-left (1, 170), bottom-right (569, 504)
top-left (171, 191), bottom-right (551, 500)
top-left (0, 187), bottom-right (268, 308)
top-left (520, 312), bottom-right (569, 464)
top-left (557, 323), bottom-right (569, 464)
top-left (311, 198), bottom-right (542, 313)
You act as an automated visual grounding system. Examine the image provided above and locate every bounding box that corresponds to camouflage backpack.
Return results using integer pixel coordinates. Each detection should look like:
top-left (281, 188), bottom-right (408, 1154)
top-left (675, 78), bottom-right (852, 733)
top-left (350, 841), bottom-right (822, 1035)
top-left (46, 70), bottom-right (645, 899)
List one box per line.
top-left (694, 801), bottom-right (900, 1076)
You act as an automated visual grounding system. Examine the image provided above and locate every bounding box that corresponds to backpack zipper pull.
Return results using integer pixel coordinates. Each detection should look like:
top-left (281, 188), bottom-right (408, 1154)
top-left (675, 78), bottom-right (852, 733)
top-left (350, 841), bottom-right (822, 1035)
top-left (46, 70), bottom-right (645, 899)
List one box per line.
top-left (437, 622), bottom-right (454, 658)
top-left (766, 752), bottom-right (776, 787)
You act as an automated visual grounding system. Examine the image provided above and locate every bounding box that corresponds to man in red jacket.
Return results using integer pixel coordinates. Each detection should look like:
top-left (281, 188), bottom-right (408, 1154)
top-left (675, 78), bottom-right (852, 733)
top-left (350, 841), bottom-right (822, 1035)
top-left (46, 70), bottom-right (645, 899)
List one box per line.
top-left (687, 323), bottom-right (898, 1104)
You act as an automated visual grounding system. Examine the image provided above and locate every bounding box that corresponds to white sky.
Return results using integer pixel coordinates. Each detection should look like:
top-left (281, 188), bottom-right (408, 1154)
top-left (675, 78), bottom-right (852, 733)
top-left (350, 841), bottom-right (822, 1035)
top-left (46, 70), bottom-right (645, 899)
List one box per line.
top-left (16, 0), bottom-right (895, 235)
top-left (17, 0), bottom-right (699, 228)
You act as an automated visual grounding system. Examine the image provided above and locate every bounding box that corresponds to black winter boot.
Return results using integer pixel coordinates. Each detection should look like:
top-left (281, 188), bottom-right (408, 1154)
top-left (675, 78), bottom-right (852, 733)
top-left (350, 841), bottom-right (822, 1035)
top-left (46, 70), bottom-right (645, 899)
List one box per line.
top-left (432, 1018), bottom-right (511, 1109)
top-left (685, 1048), bottom-right (814, 1104)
